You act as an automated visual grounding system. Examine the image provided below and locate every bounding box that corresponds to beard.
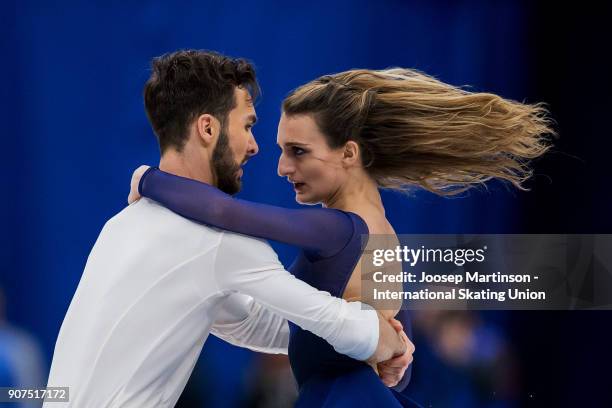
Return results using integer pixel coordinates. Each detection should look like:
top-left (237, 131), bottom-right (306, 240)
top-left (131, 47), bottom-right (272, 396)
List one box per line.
top-left (211, 126), bottom-right (242, 195)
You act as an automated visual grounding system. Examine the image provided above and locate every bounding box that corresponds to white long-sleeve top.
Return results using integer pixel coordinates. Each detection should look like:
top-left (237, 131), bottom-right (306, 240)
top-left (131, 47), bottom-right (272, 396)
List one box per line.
top-left (44, 198), bottom-right (378, 407)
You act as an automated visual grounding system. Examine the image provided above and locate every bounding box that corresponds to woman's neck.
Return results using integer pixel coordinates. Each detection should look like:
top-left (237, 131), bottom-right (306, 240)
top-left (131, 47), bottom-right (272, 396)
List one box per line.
top-left (323, 172), bottom-right (384, 216)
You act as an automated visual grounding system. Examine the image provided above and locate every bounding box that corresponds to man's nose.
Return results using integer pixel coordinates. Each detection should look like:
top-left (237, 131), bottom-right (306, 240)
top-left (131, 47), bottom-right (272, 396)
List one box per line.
top-left (247, 135), bottom-right (259, 157)
top-left (277, 154), bottom-right (294, 177)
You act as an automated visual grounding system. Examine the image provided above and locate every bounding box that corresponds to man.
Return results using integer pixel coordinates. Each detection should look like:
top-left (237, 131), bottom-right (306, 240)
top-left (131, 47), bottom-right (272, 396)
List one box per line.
top-left (45, 50), bottom-right (412, 407)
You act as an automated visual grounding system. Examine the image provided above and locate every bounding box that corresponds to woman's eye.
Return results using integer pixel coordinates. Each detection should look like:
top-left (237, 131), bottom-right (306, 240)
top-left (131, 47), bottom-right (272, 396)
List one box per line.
top-left (293, 147), bottom-right (306, 156)
top-left (245, 125), bottom-right (252, 131)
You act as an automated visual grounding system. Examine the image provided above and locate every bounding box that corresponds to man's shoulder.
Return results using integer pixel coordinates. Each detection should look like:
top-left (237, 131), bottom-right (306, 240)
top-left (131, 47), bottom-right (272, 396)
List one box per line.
top-left (216, 230), bottom-right (280, 265)
top-left (217, 229), bottom-right (272, 248)
top-left (103, 199), bottom-right (276, 249)
top-left (103, 198), bottom-right (221, 238)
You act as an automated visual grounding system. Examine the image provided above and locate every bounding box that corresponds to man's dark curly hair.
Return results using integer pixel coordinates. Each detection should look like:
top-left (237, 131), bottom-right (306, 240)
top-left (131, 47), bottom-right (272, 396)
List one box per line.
top-left (144, 50), bottom-right (259, 153)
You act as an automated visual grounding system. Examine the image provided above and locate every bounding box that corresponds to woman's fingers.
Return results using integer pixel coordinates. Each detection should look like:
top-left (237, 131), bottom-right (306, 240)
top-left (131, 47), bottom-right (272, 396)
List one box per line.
top-left (388, 317), bottom-right (403, 332)
top-left (378, 364), bottom-right (402, 387)
top-left (377, 329), bottom-right (415, 386)
top-left (127, 165), bottom-right (150, 204)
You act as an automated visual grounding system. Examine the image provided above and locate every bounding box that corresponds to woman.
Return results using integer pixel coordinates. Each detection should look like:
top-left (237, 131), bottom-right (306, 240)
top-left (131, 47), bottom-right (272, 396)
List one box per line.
top-left (129, 68), bottom-right (554, 406)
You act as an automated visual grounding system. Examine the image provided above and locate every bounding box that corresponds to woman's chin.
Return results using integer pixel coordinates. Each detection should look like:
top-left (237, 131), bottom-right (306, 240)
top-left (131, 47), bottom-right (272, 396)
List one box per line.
top-left (295, 193), bottom-right (308, 204)
top-left (295, 193), bottom-right (321, 206)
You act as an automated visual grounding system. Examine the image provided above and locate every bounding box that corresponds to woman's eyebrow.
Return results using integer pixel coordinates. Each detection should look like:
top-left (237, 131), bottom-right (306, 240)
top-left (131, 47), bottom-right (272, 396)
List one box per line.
top-left (246, 114), bottom-right (258, 124)
top-left (279, 141), bottom-right (310, 147)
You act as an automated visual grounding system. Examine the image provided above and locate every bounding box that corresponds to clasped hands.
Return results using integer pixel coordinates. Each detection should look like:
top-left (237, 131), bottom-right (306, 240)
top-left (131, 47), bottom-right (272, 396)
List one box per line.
top-left (376, 317), bottom-right (414, 387)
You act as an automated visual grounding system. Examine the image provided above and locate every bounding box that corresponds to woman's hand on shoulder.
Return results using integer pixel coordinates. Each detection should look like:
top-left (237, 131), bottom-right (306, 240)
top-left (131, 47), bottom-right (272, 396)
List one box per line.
top-left (127, 165), bottom-right (151, 204)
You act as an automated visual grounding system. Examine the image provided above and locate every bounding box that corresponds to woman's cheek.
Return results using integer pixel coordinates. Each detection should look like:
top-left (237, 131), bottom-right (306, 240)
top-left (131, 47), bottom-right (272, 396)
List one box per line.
top-left (304, 163), bottom-right (327, 186)
top-left (318, 168), bottom-right (341, 197)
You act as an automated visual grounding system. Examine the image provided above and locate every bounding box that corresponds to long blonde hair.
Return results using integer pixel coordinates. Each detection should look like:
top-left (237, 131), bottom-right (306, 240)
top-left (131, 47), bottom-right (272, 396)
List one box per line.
top-left (282, 68), bottom-right (556, 196)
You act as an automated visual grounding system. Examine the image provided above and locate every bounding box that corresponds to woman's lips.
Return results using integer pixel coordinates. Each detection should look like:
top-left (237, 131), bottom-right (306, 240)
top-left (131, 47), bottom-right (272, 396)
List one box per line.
top-left (293, 182), bottom-right (306, 192)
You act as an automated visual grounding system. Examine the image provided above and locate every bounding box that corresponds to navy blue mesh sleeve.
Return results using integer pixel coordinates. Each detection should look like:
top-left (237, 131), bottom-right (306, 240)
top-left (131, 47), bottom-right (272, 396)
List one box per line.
top-left (138, 167), bottom-right (355, 258)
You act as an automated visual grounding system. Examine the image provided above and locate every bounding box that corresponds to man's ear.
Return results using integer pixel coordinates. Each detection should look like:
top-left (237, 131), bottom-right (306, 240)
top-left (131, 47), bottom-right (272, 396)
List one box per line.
top-left (196, 114), bottom-right (220, 146)
top-left (342, 140), bottom-right (360, 166)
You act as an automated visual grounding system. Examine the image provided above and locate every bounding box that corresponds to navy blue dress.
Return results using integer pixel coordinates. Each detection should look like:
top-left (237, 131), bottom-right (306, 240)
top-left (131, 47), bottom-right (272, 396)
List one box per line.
top-left (139, 167), bottom-right (421, 407)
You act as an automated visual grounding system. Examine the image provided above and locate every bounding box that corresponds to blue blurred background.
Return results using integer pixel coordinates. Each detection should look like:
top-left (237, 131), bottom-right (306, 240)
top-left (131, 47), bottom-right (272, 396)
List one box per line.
top-left (1, 1), bottom-right (610, 407)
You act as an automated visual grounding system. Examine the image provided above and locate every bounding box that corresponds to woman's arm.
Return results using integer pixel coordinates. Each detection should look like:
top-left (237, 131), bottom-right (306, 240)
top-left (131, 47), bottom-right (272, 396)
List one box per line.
top-left (136, 166), bottom-right (355, 258)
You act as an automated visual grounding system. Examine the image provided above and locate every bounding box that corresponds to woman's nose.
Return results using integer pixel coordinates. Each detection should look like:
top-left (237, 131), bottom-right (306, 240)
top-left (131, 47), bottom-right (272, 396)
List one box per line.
top-left (277, 154), bottom-right (294, 177)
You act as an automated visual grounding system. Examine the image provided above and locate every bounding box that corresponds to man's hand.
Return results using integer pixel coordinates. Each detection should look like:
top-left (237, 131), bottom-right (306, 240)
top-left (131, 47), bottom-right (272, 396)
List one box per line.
top-left (366, 312), bottom-right (408, 366)
top-left (127, 165), bottom-right (151, 204)
top-left (378, 318), bottom-right (415, 387)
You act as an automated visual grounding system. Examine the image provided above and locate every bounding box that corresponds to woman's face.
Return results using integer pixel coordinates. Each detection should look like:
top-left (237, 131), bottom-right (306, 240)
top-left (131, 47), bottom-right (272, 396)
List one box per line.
top-left (277, 113), bottom-right (347, 205)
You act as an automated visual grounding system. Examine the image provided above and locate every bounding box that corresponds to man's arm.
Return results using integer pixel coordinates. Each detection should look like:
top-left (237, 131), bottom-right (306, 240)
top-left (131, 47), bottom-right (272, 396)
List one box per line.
top-left (211, 292), bottom-right (289, 354)
top-left (213, 232), bottom-right (406, 362)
